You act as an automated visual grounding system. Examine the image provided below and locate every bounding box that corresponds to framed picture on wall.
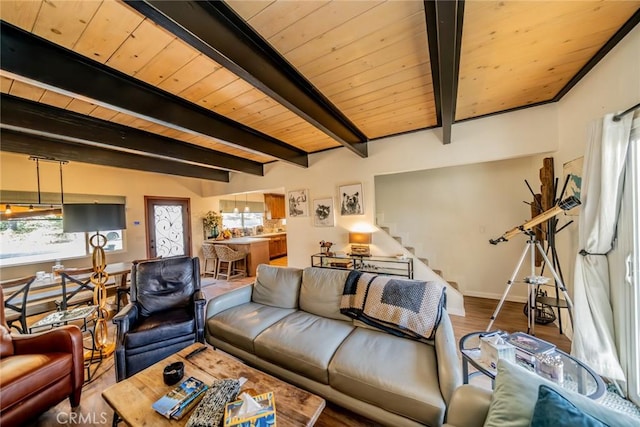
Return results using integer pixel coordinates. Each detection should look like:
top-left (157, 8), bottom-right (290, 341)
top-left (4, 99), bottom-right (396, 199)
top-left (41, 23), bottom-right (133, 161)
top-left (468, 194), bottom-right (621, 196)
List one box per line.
top-left (562, 156), bottom-right (583, 216)
top-left (339, 183), bottom-right (364, 215)
top-left (313, 198), bottom-right (334, 227)
top-left (287, 189), bottom-right (309, 217)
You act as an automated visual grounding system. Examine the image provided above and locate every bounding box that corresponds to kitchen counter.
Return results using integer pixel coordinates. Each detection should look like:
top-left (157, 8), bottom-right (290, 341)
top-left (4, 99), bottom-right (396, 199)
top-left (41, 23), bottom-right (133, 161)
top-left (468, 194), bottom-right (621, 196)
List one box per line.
top-left (210, 236), bottom-right (269, 244)
top-left (205, 238), bottom-right (270, 276)
top-left (250, 231), bottom-right (287, 238)
top-left (249, 233), bottom-right (287, 259)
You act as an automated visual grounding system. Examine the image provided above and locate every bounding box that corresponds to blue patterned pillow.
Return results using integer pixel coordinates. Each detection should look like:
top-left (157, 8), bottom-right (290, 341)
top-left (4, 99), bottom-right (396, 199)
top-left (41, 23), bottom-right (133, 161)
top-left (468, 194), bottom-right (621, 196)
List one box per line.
top-left (530, 385), bottom-right (608, 427)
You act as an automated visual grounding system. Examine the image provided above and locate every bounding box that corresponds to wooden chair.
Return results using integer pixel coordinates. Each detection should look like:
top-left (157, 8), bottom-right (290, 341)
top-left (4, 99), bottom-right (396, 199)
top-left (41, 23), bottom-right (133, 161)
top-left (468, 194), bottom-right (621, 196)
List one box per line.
top-left (56, 267), bottom-right (96, 311)
top-left (214, 245), bottom-right (247, 281)
top-left (2, 275), bottom-right (36, 333)
top-left (202, 242), bottom-right (218, 278)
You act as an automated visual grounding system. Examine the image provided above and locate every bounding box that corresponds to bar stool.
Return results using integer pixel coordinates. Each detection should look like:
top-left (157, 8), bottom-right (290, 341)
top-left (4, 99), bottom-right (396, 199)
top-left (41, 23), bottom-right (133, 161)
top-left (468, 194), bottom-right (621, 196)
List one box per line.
top-left (214, 245), bottom-right (247, 281)
top-left (202, 242), bottom-right (218, 278)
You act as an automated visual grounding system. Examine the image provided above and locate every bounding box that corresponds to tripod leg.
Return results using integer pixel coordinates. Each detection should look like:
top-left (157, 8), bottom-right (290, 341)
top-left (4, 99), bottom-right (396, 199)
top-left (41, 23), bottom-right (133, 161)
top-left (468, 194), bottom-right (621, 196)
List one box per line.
top-left (487, 243), bottom-right (530, 331)
top-left (535, 242), bottom-right (574, 330)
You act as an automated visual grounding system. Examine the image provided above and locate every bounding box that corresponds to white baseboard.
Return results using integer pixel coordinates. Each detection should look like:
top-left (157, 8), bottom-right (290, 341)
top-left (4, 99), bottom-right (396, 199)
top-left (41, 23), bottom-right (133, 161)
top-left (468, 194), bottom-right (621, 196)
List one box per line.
top-left (462, 290), bottom-right (528, 303)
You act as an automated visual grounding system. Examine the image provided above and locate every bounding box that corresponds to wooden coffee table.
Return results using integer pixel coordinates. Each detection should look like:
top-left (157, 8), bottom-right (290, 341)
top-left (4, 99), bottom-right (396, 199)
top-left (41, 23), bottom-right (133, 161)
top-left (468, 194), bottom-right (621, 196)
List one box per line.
top-left (102, 343), bottom-right (325, 426)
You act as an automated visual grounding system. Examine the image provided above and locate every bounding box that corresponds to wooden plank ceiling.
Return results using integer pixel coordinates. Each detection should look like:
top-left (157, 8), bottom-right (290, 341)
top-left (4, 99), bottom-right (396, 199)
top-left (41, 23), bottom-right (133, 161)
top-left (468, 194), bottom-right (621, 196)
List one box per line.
top-left (0, 0), bottom-right (638, 181)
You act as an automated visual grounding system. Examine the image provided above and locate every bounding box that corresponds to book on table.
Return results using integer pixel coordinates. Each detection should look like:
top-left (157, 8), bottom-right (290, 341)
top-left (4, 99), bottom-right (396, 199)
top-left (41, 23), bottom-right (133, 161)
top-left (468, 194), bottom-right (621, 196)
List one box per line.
top-left (506, 332), bottom-right (556, 365)
top-left (152, 376), bottom-right (209, 420)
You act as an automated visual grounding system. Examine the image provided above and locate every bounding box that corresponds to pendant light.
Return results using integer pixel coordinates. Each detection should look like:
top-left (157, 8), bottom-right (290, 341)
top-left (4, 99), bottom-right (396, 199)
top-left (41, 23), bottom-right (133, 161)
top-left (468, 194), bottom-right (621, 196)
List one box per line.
top-left (233, 195), bottom-right (239, 214)
top-left (244, 194), bottom-right (250, 213)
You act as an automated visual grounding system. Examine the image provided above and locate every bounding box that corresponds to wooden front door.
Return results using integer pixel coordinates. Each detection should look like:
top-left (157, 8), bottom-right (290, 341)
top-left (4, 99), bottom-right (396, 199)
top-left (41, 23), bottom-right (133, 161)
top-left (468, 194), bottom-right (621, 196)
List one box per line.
top-left (145, 197), bottom-right (192, 258)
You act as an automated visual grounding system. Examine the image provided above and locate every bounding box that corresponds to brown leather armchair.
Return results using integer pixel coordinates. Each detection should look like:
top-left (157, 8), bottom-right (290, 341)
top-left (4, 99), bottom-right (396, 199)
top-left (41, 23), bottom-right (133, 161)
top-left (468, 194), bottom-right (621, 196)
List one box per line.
top-left (0, 288), bottom-right (84, 427)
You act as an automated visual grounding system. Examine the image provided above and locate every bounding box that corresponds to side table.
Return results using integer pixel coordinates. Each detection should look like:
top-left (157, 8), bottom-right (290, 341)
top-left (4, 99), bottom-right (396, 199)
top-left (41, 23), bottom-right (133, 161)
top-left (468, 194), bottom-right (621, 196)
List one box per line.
top-left (30, 306), bottom-right (102, 381)
top-left (459, 331), bottom-right (606, 400)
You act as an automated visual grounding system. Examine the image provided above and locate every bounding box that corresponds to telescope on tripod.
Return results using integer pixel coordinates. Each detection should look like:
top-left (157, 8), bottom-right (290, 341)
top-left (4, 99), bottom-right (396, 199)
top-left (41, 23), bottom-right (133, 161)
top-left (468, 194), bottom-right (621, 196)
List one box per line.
top-left (489, 195), bottom-right (581, 245)
top-left (487, 195), bottom-right (580, 334)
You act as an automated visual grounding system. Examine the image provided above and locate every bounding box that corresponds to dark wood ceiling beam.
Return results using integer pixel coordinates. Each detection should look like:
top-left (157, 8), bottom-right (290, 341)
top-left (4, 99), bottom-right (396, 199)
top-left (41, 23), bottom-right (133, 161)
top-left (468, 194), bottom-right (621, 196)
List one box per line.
top-left (0, 129), bottom-right (230, 182)
top-left (424, 0), bottom-right (465, 145)
top-left (0, 94), bottom-right (263, 176)
top-left (125, 0), bottom-right (368, 158)
top-left (0, 21), bottom-right (308, 168)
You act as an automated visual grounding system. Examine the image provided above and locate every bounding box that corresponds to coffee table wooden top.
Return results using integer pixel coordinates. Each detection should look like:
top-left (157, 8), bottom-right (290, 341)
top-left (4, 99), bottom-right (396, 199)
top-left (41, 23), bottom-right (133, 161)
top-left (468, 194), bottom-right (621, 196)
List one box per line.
top-left (102, 343), bottom-right (325, 426)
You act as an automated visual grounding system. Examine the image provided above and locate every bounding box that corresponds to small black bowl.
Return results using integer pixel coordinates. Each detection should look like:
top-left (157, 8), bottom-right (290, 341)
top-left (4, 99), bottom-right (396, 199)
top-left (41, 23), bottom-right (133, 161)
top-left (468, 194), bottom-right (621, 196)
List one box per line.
top-left (163, 361), bottom-right (184, 385)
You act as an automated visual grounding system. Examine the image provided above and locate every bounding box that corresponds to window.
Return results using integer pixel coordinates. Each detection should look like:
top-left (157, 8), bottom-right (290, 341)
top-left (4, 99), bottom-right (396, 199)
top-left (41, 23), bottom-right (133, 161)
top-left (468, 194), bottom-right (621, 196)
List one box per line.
top-left (221, 212), bottom-right (264, 230)
top-left (0, 214), bottom-right (125, 267)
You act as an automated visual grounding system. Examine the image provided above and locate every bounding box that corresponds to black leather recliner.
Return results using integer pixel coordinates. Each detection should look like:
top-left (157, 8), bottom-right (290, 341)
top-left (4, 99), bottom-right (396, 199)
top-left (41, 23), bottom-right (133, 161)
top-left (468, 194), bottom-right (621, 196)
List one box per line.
top-left (113, 256), bottom-right (205, 382)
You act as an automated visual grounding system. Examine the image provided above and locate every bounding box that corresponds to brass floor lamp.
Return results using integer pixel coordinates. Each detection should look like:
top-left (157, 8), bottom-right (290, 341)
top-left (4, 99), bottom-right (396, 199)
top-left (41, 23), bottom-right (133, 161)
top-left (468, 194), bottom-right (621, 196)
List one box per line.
top-left (63, 203), bottom-right (126, 357)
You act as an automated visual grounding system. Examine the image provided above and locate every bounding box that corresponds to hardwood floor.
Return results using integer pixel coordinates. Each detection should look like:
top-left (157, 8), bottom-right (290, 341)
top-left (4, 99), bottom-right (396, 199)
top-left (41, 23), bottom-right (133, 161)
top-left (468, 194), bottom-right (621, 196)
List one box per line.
top-left (24, 286), bottom-right (571, 427)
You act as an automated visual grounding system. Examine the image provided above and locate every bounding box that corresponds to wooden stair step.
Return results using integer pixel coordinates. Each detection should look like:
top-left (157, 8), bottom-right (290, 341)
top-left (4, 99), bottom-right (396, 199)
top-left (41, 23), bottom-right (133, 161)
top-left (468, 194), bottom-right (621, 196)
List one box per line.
top-left (447, 281), bottom-right (459, 290)
top-left (404, 246), bottom-right (415, 254)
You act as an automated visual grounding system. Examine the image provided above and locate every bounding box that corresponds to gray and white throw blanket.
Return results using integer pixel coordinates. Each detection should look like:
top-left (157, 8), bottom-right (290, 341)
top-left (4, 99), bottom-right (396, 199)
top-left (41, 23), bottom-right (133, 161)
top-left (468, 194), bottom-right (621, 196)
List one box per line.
top-left (340, 271), bottom-right (446, 341)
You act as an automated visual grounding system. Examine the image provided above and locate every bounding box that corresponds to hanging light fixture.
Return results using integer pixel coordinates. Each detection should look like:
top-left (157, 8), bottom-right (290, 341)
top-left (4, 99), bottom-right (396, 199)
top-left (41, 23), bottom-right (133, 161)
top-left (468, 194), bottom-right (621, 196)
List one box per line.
top-left (233, 195), bottom-right (239, 214)
top-left (244, 194), bottom-right (250, 213)
top-left (5, 204), bottom-right (11, 214)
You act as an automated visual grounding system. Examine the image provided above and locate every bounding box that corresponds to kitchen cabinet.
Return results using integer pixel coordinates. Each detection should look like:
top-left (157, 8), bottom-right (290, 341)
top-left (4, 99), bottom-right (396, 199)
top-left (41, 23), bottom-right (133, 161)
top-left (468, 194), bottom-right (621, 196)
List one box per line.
top-left (268, 234), bottom-right (287, 259)
top-left (264, 193), bottom-right (285, 219)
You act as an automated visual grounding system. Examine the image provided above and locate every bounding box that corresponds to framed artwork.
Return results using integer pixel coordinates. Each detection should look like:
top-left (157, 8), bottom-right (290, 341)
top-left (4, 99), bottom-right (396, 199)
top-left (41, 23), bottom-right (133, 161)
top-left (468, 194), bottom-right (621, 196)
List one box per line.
top-left (339, 183), bottom-right (364, 215)
top-left (562, 156), bottom-right (583, 216)
top-left (313, 198), bottom-right (334, 227)
top-left (287, 189), bottom-right (309, 217)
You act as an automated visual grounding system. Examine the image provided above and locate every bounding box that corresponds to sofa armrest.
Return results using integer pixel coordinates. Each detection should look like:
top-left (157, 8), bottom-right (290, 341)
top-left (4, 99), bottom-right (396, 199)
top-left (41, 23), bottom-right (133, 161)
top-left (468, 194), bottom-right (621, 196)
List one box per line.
top-left (435, 310), bottom-right (462, 405)
top-left (205, 285), bottom-right (253, 319)
top-left (444, 385), bottom-right (492, 427)
top-left (194, 290), bottom-right (206, 343)
top-left (112, 303), bottom-right (138, 344)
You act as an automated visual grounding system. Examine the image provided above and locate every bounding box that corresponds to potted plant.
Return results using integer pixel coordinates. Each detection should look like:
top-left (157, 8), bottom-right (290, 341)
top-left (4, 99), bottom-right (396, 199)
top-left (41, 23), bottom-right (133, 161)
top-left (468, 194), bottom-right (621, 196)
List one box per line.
top-left (203, 210), bottom-right (222, 239)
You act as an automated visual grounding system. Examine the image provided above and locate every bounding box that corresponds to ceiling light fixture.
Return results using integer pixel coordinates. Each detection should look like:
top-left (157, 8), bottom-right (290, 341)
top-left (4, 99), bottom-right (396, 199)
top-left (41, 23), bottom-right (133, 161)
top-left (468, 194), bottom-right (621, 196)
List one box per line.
top-left (244, 194), bottom-right (250, 213)
top-left (233, 195), bottom-right (239, 214)
top-left (5, 204), bottom-right (12, 214)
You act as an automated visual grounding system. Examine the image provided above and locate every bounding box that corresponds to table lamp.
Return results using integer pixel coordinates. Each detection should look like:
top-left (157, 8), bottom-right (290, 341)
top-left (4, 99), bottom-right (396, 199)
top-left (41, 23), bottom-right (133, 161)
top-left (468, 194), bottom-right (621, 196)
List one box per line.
top-left (63, 203), bottom-right (126, 356)
top-left (349, 232), bottom-right (372, 256)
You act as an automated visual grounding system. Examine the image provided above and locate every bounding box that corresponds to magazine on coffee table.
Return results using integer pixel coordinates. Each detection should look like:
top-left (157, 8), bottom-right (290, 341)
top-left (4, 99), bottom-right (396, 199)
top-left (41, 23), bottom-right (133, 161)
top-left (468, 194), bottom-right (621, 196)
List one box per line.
top-left (152, 376), bottom-right (208, 419)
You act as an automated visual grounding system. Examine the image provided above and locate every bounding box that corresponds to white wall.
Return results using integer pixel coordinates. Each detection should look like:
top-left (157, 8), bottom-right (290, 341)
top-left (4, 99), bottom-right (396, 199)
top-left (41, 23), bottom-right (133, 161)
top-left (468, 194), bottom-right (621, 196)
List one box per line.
top-left (375, 155), bottom-right (551, 302)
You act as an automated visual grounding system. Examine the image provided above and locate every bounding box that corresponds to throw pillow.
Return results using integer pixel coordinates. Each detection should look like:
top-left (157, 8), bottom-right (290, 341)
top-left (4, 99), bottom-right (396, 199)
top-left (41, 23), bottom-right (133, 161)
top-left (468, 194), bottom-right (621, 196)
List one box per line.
top-left (483, 359), bottom-right (637, 427)
top-left (530, 385), bottom-right (608, 427)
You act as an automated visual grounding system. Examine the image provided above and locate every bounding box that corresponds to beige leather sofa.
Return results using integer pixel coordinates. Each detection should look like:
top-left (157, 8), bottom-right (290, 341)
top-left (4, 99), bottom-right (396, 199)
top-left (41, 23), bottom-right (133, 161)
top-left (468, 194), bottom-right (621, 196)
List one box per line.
top-left (205, 265), bottom-right (461, 427)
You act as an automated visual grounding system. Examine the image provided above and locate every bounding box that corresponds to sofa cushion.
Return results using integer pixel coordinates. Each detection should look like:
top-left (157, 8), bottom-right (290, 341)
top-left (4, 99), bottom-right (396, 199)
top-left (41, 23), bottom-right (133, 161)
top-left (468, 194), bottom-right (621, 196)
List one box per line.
top-left (125, 307), bottom-right (194, 349)
top-left (252, 265), bottom-right (302, 309)
top-left (134, 256), bottom-right (196, 317)
top-left (328, 327), bottom-right (445, 426)
top-left (207, 302), bottom-right (295, 353)
top-left (0, 353), bottom-right (72, 410)
top-left (300, 267), bottom-right (352, 321)
top-left (254, 311), bottom-right (354, 384)
top-left (484, 359), bottom-right (639, 427)
top-left (530, 385), bottom-right (607, 427)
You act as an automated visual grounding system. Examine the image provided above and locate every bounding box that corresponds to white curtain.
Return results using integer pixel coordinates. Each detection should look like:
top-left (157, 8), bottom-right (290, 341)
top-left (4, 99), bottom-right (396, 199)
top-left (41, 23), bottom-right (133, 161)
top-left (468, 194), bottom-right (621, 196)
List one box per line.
top-left (571, 112), bottom-right (633, 382)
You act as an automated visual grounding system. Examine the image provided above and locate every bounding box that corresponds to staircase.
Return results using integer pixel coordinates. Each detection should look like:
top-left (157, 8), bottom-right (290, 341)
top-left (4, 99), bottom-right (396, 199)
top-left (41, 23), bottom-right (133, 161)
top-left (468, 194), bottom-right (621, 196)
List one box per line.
top-left (380, 226), bottom-right (459, 292)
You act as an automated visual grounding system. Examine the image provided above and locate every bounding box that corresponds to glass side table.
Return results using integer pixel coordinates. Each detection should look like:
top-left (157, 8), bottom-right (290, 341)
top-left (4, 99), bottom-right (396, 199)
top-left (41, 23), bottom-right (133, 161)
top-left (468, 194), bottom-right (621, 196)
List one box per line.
top-left (30, 306), bottom-right (101, 381)
top-left (459, 331), bottom-right (606, 400)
